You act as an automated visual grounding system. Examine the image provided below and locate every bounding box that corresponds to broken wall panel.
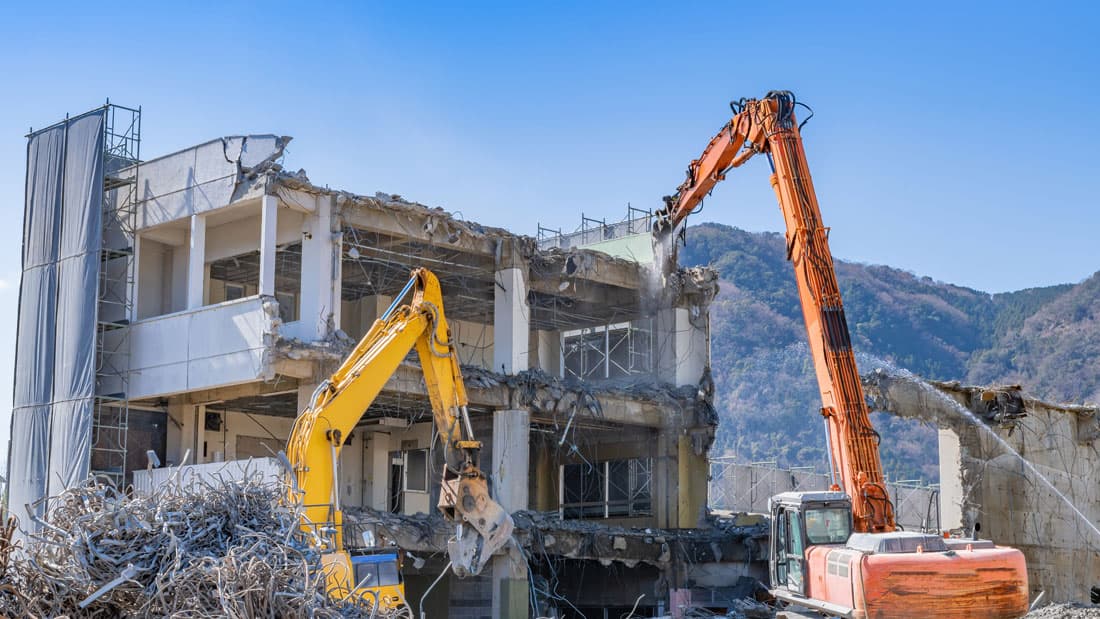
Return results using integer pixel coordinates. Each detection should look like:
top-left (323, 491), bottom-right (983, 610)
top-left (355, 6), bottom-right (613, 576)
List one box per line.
top-left (863, 371), bottom-right (1100, 603)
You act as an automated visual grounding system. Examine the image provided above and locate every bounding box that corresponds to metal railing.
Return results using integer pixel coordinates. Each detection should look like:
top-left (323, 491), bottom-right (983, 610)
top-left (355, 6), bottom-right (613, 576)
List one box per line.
top-left (709, 459), bottom-right (940, 531)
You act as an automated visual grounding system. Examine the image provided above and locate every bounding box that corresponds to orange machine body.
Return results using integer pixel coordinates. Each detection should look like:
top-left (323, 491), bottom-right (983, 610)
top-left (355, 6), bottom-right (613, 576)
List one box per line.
top-left (801, 541), bottom-right (1029, 618)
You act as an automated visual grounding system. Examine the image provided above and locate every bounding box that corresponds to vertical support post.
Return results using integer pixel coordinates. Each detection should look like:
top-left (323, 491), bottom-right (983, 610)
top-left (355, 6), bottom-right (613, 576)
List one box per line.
top-left (493, 267), bottom-right (529, 374)
top-left (187, 214), bottom-right (206, 309)
top-left (258, 194), bottom-right (278, 297)
top-left (604, 325), bottom-right (611, 378)
top-left (657, 306), bottom-right (709, 386)
top-left (558, 464), bottom-right (565, 519)
top-left (130, 233), bottom-right (142, 323)
top-left (298, 195), bottom-right (336, 338)
top-left (604, 461), bottom-right (610, 518)
top-left (937, 429), bottom-right (964, 530)
top-left (491, 408), bottom-right (530, 619)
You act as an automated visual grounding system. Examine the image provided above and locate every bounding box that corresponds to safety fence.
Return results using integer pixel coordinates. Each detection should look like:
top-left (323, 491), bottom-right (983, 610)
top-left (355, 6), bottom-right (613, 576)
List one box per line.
top-left (709, 459), bottom-right (940, 531)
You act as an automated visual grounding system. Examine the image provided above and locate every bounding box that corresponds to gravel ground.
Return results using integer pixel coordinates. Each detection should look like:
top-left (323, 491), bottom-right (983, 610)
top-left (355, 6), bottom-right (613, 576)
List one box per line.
top-left (1025, 603), bottom-right (1100, 619)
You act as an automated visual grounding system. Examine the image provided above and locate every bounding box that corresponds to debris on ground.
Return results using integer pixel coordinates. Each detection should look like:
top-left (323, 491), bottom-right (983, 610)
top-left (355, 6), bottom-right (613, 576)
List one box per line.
top-left (679, 598), bottom-right (775, 618)
top-left (1025, 603), bottom-right (1100, 619)
top-left (0, 472), bottom-right (403, 618)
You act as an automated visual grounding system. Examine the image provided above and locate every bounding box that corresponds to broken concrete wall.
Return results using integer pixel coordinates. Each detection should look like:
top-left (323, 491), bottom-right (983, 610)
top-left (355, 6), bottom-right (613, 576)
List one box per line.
top-left (863, 371), bottom-right (1100, 603)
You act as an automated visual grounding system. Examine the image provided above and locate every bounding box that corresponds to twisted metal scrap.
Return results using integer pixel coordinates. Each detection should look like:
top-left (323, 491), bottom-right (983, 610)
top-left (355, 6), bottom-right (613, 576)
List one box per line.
top-left (0, 472), bottom-right (408, 618)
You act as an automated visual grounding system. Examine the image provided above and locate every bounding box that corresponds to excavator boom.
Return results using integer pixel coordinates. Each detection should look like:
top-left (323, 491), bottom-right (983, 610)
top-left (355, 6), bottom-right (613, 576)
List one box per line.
top-left (286, 268), bottom-right (513, 600)
top-left (658, 92), bottom-right (1028, 618)
top-left (657, 91), bottom-right (893, 532)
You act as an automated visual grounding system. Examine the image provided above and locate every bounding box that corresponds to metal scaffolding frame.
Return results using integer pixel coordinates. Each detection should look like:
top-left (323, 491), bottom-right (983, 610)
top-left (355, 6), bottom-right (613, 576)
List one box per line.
top-left (559, 457), bottom-right (653, 520)
top-left (562, 319), bottom-right (654, 381)
top-left (91, 103), bottom-right (141, 486)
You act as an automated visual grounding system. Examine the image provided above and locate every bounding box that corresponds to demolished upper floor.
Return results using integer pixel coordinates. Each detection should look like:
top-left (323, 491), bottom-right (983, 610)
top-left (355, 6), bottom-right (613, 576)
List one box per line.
top-left (114, 134), bottom-right (719, 406)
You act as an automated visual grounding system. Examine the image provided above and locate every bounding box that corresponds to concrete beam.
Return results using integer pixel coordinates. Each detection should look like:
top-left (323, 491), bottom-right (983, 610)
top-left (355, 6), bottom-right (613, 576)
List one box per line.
top-left (181, 380), bottom-right (299, 406)
top-left (141, 226), bottom-right (187, 247)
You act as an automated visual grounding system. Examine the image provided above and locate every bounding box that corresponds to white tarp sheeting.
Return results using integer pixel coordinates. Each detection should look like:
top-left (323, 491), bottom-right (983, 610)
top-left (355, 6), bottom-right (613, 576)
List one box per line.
top-left (10, 110), bottom-right (104, 525)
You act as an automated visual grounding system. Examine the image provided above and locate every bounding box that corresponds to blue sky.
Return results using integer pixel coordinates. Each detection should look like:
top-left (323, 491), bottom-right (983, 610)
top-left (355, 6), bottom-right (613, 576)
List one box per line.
top-left (0, 2), bottom-right (1097, 457)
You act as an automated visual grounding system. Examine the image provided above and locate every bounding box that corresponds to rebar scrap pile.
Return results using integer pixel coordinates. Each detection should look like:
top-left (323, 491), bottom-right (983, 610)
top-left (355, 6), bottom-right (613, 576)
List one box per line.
top-left (0, 473), bottom-right (395, 618)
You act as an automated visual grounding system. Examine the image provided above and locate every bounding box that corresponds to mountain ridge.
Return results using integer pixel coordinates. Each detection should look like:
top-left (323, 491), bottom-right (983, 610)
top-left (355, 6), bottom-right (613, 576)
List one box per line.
top-left (680, 222), bottom-right (1098, 481)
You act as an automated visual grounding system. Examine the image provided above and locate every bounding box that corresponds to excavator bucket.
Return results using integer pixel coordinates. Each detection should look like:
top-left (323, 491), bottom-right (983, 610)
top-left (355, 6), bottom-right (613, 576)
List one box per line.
top-left (446, 475), bottom-right (514, 577)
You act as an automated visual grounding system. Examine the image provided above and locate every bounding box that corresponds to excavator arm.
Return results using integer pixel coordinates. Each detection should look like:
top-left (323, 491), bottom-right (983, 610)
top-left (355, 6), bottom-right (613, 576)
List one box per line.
top-left (655, 91), bottom-right (895, 533)
top-left (286, 268), bottom-right (514, 582)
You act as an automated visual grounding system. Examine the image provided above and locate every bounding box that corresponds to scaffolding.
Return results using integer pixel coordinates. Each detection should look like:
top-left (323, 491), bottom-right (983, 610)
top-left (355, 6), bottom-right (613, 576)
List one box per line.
top-left (91, 103), bottom-right (141, 486)
top-left (562, 319), bottom-right (654, 381)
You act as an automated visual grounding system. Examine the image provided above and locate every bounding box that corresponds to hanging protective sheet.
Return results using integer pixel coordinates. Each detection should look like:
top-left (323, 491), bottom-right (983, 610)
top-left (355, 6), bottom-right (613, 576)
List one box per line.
top-left (9, 110), bottom-right (104, 527)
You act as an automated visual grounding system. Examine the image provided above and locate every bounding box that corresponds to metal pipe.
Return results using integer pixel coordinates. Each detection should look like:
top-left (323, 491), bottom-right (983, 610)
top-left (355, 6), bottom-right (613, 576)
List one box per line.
top-left (823, 418), bottom-right (838, 489)
top-left (381, 275), bottom-right (417, 322)
top-left (459, 406), bottom-right (474, 440)
top-left (330, 438), bottom-right (341, 514)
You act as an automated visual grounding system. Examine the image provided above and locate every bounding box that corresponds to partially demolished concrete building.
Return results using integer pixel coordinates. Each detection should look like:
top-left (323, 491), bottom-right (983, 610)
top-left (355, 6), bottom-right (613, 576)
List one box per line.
top-left (10, 107), bottom-right (764, 617)
top-left (863, 372), bottom-right (1100, 604)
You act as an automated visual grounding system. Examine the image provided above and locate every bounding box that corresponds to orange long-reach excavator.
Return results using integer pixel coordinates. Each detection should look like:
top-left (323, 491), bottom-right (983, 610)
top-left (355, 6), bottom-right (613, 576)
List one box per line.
top-left (655, 91), bottom-right (1029, 619)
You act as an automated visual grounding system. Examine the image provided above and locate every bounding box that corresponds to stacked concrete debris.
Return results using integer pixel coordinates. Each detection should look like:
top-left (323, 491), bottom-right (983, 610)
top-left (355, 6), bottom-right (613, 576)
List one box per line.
top-left (0, 473), bottom-right (404, 618)
top-left (461, 366), bottom-right (719, 428)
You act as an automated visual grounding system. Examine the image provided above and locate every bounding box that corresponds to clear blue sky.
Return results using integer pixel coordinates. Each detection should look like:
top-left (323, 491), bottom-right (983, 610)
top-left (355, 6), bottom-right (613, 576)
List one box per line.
top-left (0, 2), bottom-right (1097, 455)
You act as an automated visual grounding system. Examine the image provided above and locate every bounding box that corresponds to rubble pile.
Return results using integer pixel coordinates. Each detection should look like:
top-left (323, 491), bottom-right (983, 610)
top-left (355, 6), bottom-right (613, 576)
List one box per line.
top-left (0, 473), bottom-right (397, 618)
top-left (1025, 603), bottom-right (1100, 619)
top-left (679, 598), bottom-right (774, 618)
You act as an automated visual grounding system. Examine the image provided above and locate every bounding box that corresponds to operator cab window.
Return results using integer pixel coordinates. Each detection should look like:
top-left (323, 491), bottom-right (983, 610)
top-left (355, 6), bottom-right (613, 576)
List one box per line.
top-left (354, 563), bottom-right (379, 589)
top-left (804, 507), bottom-right (851, 545)
top-left (377, 560), bottom-right (401, 586)
top-left (354, 557), bottom-right (402, 589)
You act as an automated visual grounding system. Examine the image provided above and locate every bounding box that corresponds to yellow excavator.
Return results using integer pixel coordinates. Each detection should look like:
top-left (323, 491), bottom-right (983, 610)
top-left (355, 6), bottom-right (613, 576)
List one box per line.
top-left (285, 268), bottom-right (515, 612)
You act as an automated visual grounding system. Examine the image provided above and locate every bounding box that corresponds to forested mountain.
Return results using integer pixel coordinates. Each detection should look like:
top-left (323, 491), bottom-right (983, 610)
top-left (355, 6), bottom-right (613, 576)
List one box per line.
top-left (680, 223), bottom-right (1095, 482)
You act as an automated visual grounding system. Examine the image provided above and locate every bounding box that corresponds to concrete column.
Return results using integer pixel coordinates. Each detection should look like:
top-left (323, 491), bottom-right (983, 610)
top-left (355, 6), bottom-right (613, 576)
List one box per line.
top-left (654, 429), bottom-right (678, 528)
top-left (298, 195), bottom-right (338, 339)
top-left (131, 234), bottom-right (142, 322)
top-left (493, 267), bottom-right (529, 374)
top-left (677, 433), bottom-right (709, 528)
top-left (937, 428), bottom-right (964, 530)
top-left (258, 194), bottom-right (278, 297)
top-left (491, 409), bottom-right (530, 619)
top-left (656, 306), bottom-right (709, 386)
top-left (492, 409), bottom-right (530, 513)
top-left (187, 214), bottom-right (206, 309)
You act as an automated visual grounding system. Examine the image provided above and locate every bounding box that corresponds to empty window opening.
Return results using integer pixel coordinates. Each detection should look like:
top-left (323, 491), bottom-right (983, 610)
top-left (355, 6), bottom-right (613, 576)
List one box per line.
top-left (403, 449), bottom-right (429, 493)
top-left (560, 457), bottom-right (652, 519)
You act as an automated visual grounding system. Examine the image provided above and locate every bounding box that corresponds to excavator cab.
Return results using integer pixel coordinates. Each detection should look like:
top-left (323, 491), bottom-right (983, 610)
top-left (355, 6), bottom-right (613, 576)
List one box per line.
top-left (769, 491), bottom-right (852, 599)
top-left (349, 550), bottom-right (406, 611)
top-left (318, 549), bottom-right (407, 613)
